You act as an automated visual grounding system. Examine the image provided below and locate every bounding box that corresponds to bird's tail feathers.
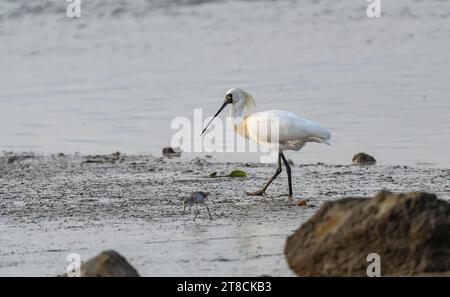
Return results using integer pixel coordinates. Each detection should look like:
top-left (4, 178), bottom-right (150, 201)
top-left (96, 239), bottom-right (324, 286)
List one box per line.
top-left (308, 128), bottom-right (331, 145)
top-left (307, 136), bottom-right (330, 145)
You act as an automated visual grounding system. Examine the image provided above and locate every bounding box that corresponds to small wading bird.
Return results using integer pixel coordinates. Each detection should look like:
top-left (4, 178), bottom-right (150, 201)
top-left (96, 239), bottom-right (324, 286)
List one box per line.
top-left (201, 88), bottom-right (331, 199)
top-left (182, 191), bottom-right (212, 221)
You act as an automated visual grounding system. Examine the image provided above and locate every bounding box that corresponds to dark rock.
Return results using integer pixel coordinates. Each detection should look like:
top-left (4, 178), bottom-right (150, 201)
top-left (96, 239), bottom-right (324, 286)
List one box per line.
top-left (352, 152), bottom-right (376, 165)
top-left (79, 250), bottom-right (139, 277)
top-left (162, 147), bottom-right (181, 158)
top-left (285, 191), bottom-right (450, 276)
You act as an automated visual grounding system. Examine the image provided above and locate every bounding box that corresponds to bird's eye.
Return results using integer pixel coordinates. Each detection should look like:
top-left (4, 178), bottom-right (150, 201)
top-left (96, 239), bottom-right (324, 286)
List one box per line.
top-left (226, 94), bottom-right (233, 103)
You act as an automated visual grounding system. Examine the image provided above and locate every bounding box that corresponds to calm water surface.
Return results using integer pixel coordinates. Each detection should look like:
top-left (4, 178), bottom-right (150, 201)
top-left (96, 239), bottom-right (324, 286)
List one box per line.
top-left (0, 0), bottom-right (449, 166)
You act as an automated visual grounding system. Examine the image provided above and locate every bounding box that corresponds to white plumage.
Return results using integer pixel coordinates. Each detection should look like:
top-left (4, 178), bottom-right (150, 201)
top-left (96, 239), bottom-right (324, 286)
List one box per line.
top-left (224, 88), bottom-right (331, 152)
top-left (201, 87), bottom-right (332, 199)
top-left (244, 109), bottom-right (331, 151)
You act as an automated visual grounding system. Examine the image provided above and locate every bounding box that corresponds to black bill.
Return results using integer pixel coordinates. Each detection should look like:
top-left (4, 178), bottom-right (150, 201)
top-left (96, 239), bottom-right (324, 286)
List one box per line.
top-left (200, 100), bottom-right (229, 135)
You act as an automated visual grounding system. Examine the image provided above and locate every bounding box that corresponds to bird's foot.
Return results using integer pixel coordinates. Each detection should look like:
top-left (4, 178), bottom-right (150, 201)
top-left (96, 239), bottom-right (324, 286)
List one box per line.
top-left (288, 194), bottom-right (294, 200)
top-left (246, 189), bottom-right (266, 196)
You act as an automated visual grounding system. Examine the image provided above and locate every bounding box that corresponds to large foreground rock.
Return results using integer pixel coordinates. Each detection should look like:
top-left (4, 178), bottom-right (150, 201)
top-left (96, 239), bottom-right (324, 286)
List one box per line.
top-left (78, 250), bottom-right (139, 277)
top-left (285, 191), bottom-right (450, 276)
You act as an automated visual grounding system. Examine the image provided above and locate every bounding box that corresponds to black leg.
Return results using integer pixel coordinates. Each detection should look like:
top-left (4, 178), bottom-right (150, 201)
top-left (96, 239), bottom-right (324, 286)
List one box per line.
top-left (280, 152), bottom-right (293, 199)
top-left (246, 153), bottom-right (283, 196)
top-left (205, 204), bottom-right (212, 220)
top-left (193, 204), bottom-right (198, 221)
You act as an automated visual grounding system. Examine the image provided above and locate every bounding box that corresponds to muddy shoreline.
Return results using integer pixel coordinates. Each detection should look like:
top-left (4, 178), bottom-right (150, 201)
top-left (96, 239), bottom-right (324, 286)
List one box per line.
top-left (1, 153), bottom-right (449, 276)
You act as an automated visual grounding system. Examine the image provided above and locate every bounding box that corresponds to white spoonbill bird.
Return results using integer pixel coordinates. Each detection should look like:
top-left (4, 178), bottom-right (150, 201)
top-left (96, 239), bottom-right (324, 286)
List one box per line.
top-left (201, 88), bottom-right (331, 199)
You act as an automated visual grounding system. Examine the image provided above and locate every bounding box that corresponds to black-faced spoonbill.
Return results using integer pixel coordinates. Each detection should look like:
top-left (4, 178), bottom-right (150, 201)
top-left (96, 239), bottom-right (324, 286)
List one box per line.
top-left (201, 88), bottom-right (331, 199)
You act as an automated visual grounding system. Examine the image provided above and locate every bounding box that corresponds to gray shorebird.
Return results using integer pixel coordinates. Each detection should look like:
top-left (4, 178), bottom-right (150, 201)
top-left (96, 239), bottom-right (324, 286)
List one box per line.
top-left (182, 191), bottom-right (212, 221)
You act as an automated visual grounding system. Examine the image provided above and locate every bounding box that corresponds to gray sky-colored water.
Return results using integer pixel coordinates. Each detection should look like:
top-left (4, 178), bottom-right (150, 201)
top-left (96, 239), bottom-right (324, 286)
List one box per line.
top-left (0, 0), bottom-right (449, 166)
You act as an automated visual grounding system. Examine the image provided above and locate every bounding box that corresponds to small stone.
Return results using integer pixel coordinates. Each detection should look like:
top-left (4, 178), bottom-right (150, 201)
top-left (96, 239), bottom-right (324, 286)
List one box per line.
top-left (352, 152), bottom-right (376, 165)
top-left (112, 151), bottom-right (121, 160)
top-left (162, 147), bottom-right (182, 158)
top-left (297, 200), bottom-right (307, 207)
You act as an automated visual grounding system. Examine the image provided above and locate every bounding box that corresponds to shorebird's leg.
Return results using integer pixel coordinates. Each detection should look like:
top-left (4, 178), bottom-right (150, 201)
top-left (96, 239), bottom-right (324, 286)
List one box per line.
top-left (280, 152), bottom-right (293, 199)
top-left (246, 152), bottom-right (282, 196)
top-left (193, 204), bottom-right (199, 221)
top-left (204, 204), bottom-right (212, 220)
top-left (183, 203), bottom-right (186, 214)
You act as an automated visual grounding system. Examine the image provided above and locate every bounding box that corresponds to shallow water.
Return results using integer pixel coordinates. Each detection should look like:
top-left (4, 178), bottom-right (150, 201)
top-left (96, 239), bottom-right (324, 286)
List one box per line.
top-left (0, 220), bottom-right (296, 276)
top-left (0, 0), bottom-right (449, 167)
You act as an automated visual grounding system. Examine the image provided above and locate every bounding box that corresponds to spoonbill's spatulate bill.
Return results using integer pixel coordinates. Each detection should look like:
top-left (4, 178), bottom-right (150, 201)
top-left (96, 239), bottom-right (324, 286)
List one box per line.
top-left (201, 88), bottom-right (331, 199)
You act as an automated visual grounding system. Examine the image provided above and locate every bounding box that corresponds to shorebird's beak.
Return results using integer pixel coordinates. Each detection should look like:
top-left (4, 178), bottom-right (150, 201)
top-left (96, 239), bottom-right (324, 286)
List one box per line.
top-left (201, 100), bottom-right (228, 135)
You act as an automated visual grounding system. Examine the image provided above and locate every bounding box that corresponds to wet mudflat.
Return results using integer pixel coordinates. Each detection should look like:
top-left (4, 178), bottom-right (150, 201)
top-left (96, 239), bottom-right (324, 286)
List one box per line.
top-left (0, 153), bottom-right (449, 276)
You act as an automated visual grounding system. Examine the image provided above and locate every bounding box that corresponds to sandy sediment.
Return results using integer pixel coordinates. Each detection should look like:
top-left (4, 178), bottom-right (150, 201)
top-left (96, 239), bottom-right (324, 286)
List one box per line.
top-left (0, 153), bottom-right (449, 276)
